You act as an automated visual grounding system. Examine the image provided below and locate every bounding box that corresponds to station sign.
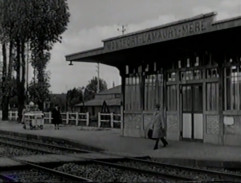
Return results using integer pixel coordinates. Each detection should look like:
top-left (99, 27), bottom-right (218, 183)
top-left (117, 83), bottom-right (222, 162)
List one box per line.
top-left (104, 13), bottom-right (215, 52)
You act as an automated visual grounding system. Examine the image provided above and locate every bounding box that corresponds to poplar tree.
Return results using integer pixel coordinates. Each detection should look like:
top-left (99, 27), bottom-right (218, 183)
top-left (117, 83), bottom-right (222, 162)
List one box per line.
top-left (0, 0), bottom-right (70, 120)
top-left (0, 0), bottom-right (19, 120)
top-left (29, 0), bottom-right (70, 110)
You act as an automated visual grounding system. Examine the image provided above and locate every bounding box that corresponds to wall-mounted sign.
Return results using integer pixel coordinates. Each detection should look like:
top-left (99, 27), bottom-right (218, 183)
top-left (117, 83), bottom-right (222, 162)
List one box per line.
top-left (223, 116), bottom-right (234, 126)
top-left (104, 14), bottom-right (215, 52)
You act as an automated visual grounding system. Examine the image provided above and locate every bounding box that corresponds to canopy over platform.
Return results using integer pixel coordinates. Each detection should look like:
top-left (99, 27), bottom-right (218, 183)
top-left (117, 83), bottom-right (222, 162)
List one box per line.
top-left (66, 12), bottom-right (241, 69)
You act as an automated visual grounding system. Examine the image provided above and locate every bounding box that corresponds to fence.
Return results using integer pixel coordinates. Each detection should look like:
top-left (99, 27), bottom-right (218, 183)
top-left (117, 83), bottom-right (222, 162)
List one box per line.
top-left (44, 112), bottom-right (89, 126)
top-left (4, 111), bottom-right (122, 128)
top-left (97, 112), bottom-right (122, 128)
top-left (9, 111), bottom-right (18, 121)
top-left (0, 111), bottom-right (19, 121)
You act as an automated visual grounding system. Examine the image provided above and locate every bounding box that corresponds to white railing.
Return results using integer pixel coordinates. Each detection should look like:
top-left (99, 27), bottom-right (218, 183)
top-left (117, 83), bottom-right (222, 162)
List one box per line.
top-left (46, 112), bottom-right (89, 126)
top-left (2, 110), bottom-right (122, 128)
top-left (9, 111), bottom-right (18, 121)
top-left (5, 111), bottom-right (89, 126)
top-left (98, 112), bottom-right (122, 128)
top-left (44, 112), bottom-right (52, 124)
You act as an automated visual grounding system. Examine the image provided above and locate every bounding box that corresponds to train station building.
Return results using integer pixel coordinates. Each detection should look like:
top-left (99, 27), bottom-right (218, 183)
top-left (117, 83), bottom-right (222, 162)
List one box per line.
top-left (66, 12), bottom-right (241, 146)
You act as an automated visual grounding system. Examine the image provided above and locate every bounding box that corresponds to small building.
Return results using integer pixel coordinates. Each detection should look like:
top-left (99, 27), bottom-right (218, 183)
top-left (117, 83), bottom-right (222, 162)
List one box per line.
top-left (74, 85), bottom-right (121, 120)
top-left (66, 12), bottom-right (241, 146)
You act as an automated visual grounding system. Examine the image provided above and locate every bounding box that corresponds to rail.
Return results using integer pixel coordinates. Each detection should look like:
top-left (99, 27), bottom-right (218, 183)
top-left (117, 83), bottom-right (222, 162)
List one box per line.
top-left (3, 111), bottom-right (122, 128)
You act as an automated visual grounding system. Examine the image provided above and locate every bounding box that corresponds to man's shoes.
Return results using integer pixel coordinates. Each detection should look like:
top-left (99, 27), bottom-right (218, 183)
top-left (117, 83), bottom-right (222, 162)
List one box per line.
top-left (163, 142), bottom-right (168, 147)
top-left (153, 146), bottom-right (158, 150)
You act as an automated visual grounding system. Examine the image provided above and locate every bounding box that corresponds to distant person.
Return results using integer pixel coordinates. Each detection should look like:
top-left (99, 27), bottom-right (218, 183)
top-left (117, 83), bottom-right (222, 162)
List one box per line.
top-left (152, 104), bottom-right (168, 150)
top-left (21, 106), bottom-right (26, 124)
top-left (22, 106), bottom-right (28, 129)
top-left (52, 105), bottom-right (62, 130)
top-left (35, 104), bottom-right (40, 111)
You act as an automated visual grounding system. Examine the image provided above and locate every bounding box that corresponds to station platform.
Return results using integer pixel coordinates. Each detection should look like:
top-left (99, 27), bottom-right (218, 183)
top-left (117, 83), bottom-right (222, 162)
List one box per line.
top-left (0, 120), bottom-right (241, 168)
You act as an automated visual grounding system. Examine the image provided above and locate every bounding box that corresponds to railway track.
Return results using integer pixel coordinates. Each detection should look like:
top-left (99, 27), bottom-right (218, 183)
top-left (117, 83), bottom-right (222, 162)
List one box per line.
top-left (0, 134), bottom-right (191, 182)
top-left (116, 157), bottom-right (241, 182)
top-left (52, 158), bottom-right (241, 182)
top-left (0, 134), bottom-right (90, 155)
top-left (0, 132), bottom-right (241, 182)
top-left (54, 161), bottom-right (192, 182)
top-left (0, 156), bottom-right (192, 182)
top-left (0, 157), bottom-right (93, 182)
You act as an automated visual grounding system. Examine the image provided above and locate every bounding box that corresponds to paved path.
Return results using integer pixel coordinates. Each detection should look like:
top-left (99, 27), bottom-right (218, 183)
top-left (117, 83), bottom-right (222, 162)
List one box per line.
top-left (0, 121), bottom-right (241, 164)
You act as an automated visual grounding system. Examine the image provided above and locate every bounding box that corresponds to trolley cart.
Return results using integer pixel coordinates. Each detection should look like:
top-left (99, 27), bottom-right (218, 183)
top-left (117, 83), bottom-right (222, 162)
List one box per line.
top-left (23, 111), bottom-right (44, 130)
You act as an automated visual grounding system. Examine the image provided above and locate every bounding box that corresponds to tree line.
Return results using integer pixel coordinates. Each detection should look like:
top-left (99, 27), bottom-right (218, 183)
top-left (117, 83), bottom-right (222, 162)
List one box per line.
top-left (66, 76), bottom-right (107, 112)
top-left (0, 0), bottom-right (70, 121)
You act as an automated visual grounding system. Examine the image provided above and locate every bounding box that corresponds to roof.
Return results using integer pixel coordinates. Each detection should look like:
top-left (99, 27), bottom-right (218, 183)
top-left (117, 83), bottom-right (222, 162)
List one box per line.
top-left (102, 12), bottom-right (215, 42)
top-left (98, 85), bottom-right (121, 95)
top-left (75, 86), bottom-right (121, 107)
top-left (75, 98), bottom-right (121, 107)
top-left (66, 12), bottom-right (241, 68)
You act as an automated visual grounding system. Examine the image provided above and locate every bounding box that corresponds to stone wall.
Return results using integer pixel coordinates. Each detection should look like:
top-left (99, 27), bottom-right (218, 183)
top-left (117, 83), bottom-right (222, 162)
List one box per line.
top-left (143, 113), bottom-right (153, 138)
top-left (204, 115), bottom-right (222, 144)
top-left (166, 113), bottom-right (179, 140)
top-left (206, 115), bottom-right (220, 135)
top-left (123, 113), bottom-right (144, 137)
top-left (223, 115), bottom-right (241, 146)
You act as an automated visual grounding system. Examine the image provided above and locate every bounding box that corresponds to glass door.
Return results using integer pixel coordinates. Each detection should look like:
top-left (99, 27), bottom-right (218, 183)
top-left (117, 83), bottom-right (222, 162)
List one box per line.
top-left (182, 84), bottom-right (203, 140)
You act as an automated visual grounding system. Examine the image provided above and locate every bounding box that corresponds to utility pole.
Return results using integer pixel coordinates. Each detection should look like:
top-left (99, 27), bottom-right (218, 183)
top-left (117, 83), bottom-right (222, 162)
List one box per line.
top-left (97, 63), bottom-right (100, 93)
top-left (117, 25), bottom-right (127, 35)
top-left (26, 43), bottom-right (30, 104)
top-left (0, 48), bottom-right (2, 81)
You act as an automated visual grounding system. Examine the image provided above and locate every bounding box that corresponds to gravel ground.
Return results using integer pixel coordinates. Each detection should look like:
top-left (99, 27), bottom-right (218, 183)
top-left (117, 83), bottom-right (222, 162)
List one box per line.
top-left (55, 163), bottom-right (171, 182)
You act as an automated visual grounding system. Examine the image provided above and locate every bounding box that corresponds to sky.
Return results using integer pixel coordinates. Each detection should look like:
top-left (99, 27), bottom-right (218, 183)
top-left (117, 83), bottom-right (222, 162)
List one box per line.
top-left (43, 0), bottom-right (241, 94)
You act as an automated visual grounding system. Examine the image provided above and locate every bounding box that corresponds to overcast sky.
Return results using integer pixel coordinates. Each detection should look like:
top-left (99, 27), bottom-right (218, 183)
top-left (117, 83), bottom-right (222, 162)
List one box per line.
top-left (44, 0), bottom-right (241, 94)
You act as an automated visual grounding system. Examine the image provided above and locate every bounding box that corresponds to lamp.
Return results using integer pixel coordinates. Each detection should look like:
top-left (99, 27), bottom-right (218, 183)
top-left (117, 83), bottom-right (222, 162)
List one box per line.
top-left (69, 61), bottom-right (73, 66)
